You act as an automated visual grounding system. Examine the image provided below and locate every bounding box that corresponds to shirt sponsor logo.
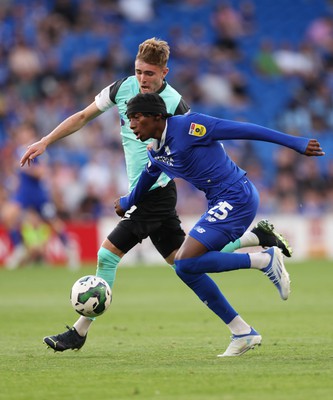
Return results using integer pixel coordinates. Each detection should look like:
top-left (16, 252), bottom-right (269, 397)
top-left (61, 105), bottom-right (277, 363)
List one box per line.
top-left (188, 123), bottom-right (206, 137)
top-left (155, 156), bottom-right (174, 166)
top-left (194, 226), bottom-right (206, 233)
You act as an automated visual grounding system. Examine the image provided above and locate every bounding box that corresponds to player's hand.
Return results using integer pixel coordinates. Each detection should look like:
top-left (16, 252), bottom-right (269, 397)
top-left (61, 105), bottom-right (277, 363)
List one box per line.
top-left (114, 198), bottom-right (125, 217)
top-left (20, 139), bottom-right (47, 167)
top-left (304, 139), bottom-right (325, 156)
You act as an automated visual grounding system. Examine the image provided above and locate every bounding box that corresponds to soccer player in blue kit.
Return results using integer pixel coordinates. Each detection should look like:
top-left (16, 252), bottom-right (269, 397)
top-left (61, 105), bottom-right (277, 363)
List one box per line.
top-left (115, 92), bottom-right (325, 357)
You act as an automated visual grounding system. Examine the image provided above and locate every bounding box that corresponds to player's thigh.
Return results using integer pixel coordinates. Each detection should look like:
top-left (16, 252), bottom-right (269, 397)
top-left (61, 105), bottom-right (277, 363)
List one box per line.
top-left (107, 220), bottom-right (144, 254)
top-left (189, 177), bottom-right (259, 251)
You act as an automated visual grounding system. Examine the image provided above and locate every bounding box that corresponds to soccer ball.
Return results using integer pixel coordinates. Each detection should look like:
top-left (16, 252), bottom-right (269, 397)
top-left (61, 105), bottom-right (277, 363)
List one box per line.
top-left (70, 275), bottom-right (112, 317)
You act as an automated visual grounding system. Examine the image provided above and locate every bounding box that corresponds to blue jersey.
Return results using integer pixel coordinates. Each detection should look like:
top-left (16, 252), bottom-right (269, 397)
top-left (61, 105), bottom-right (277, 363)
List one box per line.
top-left (14, 170), bottom-right (49, 207)
top-left (12, 155), bottom-right (55, 218)
top-left (121, 112), bottom-right (309, 210)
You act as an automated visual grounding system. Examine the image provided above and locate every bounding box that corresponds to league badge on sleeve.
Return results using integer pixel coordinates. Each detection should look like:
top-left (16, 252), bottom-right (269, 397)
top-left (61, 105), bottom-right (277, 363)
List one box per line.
top-left (188, 123), bottom-right (206, 137)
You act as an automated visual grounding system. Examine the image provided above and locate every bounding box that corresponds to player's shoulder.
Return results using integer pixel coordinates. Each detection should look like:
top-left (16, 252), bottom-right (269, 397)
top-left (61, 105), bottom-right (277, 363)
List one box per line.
top-left (159, 82), bottom-right (181, 100)
top-left (167, 113), bottom-right (196, 133)
top-left (168, 112), bottom-right (214, 138)
top-left (119, 75), bottom-right (137, 87)
top-left (160, 81), bottom-right (181, 96)
top-left (160, 83), bottom-right (190, 115)
top-left (171, 112), bottom-right (207, 123)
top-left (184, 112), bottom-right (217, 128)
top-left (110, 76), bottom-right (138, 102)
top-left (169, 112), bottom-right (200, 123)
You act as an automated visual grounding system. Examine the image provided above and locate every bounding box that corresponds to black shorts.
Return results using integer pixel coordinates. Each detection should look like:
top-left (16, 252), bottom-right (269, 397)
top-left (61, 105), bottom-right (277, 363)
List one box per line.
top-left (108, 180), bottom-right (186, 259)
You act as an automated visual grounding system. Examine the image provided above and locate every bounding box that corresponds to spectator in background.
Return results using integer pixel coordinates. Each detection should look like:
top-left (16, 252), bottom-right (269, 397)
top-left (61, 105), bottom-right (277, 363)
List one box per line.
top-left (254, 39), bottom-right (281, 78)
top-left (199, 64), bottom-right (234, 106)
top-left (306, 15), bottom-right (333, 51)
top-left (8, 35), bottom-right (42, 102)
top-left (239, 0), bottom-right (256, 35)
top-left (277, 96), bottom-right (312, 133)
top-left (211, 1), bottom-right (245, 61)
top-left (52, 0), bottom-right (78, 25)
top-left (277, 193), bottom-right (300, 214)
top-left (0, 122), bottom-right (79, 269)
top-left (209, 0), bottom-right (256, 66)
top-left (227, 70), bottom-right (251, 109)
top-left (273, 41), bottom-right (320, 78)
top-left (21, 208), bottom-right (51, 265)
top-left (300, 188), bottom-right (326, 216)
top-left (118, 0), bottom-right (155, 23)
top-left (296, 157), bottom-right (327, 200)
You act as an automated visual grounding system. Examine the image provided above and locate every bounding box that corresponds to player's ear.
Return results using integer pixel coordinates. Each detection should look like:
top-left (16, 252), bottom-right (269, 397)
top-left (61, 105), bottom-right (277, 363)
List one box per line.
top-left (162, 67), bottom-right (169, 78)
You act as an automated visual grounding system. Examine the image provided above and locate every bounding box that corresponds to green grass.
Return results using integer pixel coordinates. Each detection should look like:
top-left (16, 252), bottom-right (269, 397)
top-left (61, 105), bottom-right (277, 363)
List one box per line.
top-left (1, 260), bottom-right (333, 400)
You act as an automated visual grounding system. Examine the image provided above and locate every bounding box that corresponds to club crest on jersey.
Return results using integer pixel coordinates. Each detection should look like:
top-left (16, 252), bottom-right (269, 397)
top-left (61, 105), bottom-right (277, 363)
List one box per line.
top-left (188, 123), bottom-right (206, 137)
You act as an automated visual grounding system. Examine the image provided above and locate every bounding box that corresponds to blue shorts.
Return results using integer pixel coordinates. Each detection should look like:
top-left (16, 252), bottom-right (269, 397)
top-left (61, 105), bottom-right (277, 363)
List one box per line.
top-left (189, 176), bottom-right (259, 251)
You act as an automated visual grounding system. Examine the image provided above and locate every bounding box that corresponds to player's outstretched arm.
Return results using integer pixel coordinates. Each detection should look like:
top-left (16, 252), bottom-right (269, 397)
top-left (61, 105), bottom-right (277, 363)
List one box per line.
top-left (304, 139), bottom-right (325, 156)
top-left (20, 102), bottom-right (102, 167)
top-left (211, 119), bottom-right (326, 155)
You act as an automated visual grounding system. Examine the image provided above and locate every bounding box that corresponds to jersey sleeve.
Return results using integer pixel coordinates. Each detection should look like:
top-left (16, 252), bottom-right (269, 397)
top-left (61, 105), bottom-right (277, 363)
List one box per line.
top-left (95, 78), bottom-right (127, 111)
top-left (174, 97), bottom-right (190, 115)
top-left (119, 161), bottom-right (162, 211)
top-left (209, 118), bottom-right (310, 154)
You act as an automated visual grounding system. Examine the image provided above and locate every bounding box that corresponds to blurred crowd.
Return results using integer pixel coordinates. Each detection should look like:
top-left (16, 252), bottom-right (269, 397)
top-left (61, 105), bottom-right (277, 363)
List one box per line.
top-left (0, 0), bottom-right (333, 232)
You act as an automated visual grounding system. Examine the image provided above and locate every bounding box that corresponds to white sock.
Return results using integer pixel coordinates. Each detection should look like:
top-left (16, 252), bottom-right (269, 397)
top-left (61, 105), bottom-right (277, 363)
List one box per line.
top-left (249, 251), bottom-right (270, 270)
top-left (227, 315), bottom-right (251, 335)
top-left (73, 316), bottom-right (93, 336)
top-left (239, 231), bottom-right (260, 248)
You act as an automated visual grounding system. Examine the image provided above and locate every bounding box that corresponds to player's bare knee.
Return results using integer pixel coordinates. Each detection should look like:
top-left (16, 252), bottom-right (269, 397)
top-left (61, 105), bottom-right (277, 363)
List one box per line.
top-left (101, 238), bottom-right (124, 258)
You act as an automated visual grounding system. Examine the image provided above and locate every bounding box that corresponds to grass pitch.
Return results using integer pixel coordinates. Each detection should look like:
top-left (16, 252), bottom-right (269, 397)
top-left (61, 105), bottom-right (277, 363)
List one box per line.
top-left (1, 259), bottom-right (332, 400)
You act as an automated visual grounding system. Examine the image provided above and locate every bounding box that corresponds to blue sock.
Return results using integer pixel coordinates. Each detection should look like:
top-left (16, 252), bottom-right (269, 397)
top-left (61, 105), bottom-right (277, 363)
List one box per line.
top-left (175, 251), bottom-right (250, 274)
top-left (174, 252), bottom-right (251, 324)
top-left (175, 269), bottom-right (238, 324)
top-left (96, 247), bottom-right (120, 289)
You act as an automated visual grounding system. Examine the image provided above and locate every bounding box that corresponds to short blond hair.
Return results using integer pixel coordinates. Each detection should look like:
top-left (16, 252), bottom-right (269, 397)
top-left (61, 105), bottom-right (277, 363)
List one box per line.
top-left (136, 37), bottom-right (170, 68)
